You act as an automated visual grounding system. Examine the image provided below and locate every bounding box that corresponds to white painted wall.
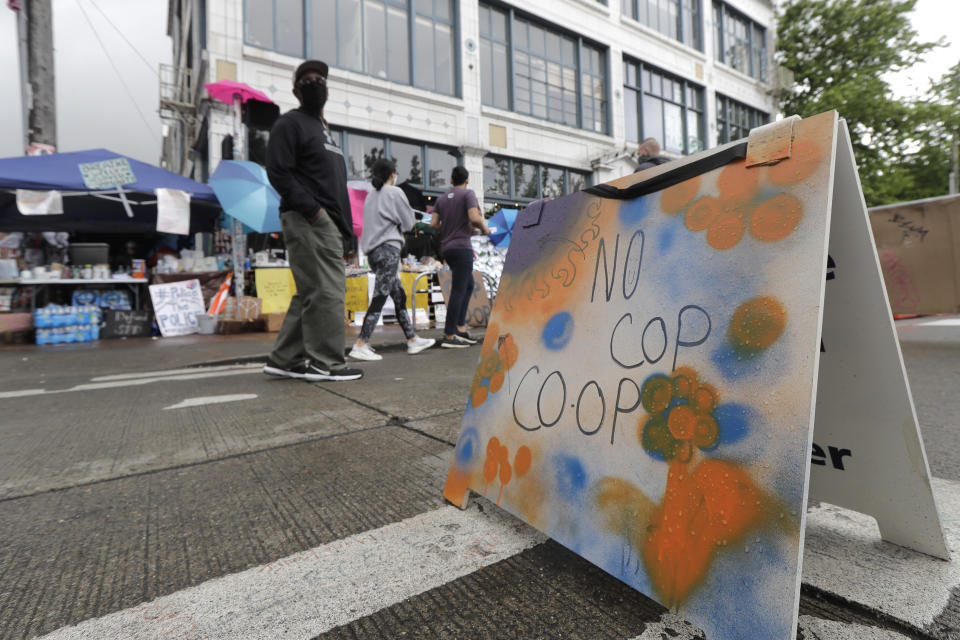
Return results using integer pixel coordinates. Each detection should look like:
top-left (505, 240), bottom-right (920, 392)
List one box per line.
top-left (198, 0), bottom-right (777, 198)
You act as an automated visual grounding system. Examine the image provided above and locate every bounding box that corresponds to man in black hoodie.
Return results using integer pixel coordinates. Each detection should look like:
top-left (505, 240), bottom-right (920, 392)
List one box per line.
top-left (262, 60), bottom-right (362, 382)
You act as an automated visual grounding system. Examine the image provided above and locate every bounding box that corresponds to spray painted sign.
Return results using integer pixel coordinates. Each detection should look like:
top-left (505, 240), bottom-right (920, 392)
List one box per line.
top-left (443, 111), bottom-right (947, 639)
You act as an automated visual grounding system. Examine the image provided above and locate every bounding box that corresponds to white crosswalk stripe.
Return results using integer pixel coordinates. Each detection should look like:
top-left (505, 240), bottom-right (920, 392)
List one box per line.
top-left (35, 478), bottom-right (960, 639)
top-left (0, 364), bottom-right (262, 399)
top-left (38, 500), bottom-right (546, 640)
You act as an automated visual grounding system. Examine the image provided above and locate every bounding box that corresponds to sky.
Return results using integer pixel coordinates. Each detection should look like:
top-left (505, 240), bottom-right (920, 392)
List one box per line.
top-left (0, 0), bottom-right (170, 162)
top-left (0, 0), bottom-right (957, 165)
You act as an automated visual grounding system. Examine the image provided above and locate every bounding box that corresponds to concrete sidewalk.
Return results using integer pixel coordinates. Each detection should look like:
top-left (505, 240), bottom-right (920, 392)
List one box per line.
top-left (0, 323), bottom-right (467, 377)
top-left (1, 320), bottom-right (957, 639)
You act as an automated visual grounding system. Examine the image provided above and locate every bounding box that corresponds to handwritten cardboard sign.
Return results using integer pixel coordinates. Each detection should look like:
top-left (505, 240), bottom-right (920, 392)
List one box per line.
top-left (255, 268), bottom-right (297, 314)
top-left (155, 188), bottom-right (192, 235)
top-left (149, 279), bottom-right (205, 337)
top-left (444, 111), bottom-right (946, 639)
top-left (101, 309), bottom-right (152, 338)
top-left (345, 275), bottom-right (369, 312)
top-left (437, 270), bottom-right (490, 327)
top-left (78, 157), bottom-right (137, 189)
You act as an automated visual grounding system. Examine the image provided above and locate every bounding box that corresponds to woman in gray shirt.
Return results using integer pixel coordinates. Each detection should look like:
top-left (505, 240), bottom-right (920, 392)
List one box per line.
top-left (349, 159), bottom-right (435, 360)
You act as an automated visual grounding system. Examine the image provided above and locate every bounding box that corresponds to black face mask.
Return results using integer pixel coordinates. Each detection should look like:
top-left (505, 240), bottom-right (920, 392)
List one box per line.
top-left (297, 78), bottom-right (328, 113)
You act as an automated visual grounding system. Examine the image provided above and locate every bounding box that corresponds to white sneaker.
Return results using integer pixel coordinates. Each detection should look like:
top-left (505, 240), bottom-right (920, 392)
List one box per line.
top-left (407, 336), bottom-right (436, 355)
top-left (349, 344), bottom-right (382, 361)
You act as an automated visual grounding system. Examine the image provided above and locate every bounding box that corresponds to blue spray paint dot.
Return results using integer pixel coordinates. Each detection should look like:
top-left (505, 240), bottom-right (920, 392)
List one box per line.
top-left (455, 427), bottom-right (480, 467)
top-left (553, 454), bottom-right (587, 496)
top-left (711, 342), bottom-right (765, 380)
top-left (619, 195), bottom-right (652, 225)
top-left (542, 312), bottom-right (574, 350)
top-left (714, 403), bottom-right (754, 445)
top-left (657, 221), bottom-right (677, 253)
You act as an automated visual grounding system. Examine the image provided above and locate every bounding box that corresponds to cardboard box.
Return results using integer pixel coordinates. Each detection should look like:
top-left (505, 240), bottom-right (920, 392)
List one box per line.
top-left (217, 319), bottom-right (266, 334)
top-left (869, 194), bottom-right (960, 314)
top-left (263, 312), bottom-right (286, 332)
top-left (0, 312), bottom-right (33, 333)
top-left (234, 296), bottom-right (263, 322)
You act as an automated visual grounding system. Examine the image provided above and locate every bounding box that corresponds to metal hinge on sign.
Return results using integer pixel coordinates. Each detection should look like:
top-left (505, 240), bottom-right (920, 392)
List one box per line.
top-left (745, 115), bottom-right (800, 167)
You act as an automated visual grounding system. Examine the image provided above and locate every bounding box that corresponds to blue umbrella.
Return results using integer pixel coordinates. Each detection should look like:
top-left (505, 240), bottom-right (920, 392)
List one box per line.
top-left (209, 160), bottom-right (281, 233)
top-left (488, 208), bottom-right (518, 247)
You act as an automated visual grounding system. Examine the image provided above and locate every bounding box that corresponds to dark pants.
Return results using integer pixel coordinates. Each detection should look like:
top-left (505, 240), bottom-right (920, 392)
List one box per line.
top-left (443, 248), bottom-right (474, 335)
top-left (360, 243), bottom-right (414, 341)
top-left (270, 209), bottom-right (347, 370)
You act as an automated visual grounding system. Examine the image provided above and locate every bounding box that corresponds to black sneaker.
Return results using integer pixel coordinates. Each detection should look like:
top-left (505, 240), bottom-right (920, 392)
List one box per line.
top-left (455, 330), bottom-right (478, 344)
top-left (304, 363), bottom-right (363, 382)
top-left (440, 335), bottom-right (472, 349)
top-left (263, 357), bottom-right (308, 379)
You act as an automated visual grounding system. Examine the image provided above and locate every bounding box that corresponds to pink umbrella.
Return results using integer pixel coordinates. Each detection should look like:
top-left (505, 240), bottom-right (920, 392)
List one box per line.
top-left (347, 187), bottom-right (367, 238)
top-left (203, 80), bottom-right (273, 105)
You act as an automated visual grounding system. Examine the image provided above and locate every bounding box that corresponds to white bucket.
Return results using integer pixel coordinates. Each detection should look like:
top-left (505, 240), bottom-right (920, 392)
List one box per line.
top-left (196, 313), bottom-right (218, 335)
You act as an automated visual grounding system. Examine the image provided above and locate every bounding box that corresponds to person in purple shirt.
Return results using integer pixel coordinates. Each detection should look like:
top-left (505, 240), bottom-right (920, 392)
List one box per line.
top-left (430, 166), bottom-right (491, 348)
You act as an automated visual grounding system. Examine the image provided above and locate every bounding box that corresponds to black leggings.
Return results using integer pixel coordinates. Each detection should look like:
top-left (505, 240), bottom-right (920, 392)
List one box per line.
top-left (360, 243), bottom-right (415, 341)
top-left (443, 248), bottom-right (474, 335)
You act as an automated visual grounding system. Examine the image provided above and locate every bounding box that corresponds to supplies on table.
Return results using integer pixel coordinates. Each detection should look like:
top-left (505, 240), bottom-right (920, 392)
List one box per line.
top-left (71, 289), bottom-right (132, 310)
top-left (34, 304), bottom-right (102, 344)
top-left (0, 287), bottom-right (14, 312)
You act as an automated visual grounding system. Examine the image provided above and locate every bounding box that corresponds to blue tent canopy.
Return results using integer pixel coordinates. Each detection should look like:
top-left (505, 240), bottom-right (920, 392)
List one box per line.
top-left (0, 149), bottom-right (221, 233)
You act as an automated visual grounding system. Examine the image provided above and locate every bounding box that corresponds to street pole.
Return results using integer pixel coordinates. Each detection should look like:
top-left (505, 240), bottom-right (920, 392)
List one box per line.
top-left (950, 133), bottom-right (958, 195)
top-left (16, 2), bottom-right (30, 152)
top-left (231, 94), bottom-right (247, 300)
top-left (25, 0), bottom-right (56, 149)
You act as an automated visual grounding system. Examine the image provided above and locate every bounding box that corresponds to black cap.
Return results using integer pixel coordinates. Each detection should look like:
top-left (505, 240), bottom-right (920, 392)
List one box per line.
top-left (293, 60), bottom-right (329, 85)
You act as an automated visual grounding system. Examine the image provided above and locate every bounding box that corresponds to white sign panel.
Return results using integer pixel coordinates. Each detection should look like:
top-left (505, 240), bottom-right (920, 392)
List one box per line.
top-left (149, 279), bottom-right (205, 337)
top-left (810, 122), bottom-right (949, 559)
top-left (155, 188), bottom-right (192, 235)
top-left (15, 189), bottom-right (63, 215)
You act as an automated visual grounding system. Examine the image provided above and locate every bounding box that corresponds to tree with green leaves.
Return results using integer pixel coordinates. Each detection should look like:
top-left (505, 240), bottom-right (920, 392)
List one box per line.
top-left (775, 0), bottom-right (940, 206)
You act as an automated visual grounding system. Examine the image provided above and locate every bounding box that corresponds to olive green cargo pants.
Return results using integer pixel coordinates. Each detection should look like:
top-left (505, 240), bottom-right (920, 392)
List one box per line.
top-left (269, 209), bottom-right (347, 371)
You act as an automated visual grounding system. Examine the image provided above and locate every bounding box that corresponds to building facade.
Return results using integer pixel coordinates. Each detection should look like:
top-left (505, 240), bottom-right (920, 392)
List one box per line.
top-left (163, 0), bottom-right (778, 213)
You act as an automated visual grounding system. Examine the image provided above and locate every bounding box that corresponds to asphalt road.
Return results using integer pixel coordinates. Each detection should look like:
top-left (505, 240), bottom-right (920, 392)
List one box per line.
top-left (0, 330), bottom-right (957, 640)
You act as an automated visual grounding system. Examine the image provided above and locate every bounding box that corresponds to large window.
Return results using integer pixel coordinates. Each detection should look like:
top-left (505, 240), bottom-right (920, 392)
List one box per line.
top-left (621, 0), bottom-right (701, 50)
top-left (623, 58), bottom-right (703, 154)
top-left (478, 3), bottom-right (609, 134)
top-left (246, 0), bottom-right (457, 96)
top-left (713, 1), bottom-right (766, 81)
top-left (483, 155), bottom-right (591, 206)
top-left (245, 0), bottom-right (303, 57)
top-left (329, 127), bottom-right (460, 192)
top-left (715, 94), bottom-right (768, 144)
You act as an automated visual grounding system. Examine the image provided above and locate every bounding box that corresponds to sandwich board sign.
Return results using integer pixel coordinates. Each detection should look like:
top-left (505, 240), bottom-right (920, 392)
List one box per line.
top-left (443, 110), bottom-right (948, 639)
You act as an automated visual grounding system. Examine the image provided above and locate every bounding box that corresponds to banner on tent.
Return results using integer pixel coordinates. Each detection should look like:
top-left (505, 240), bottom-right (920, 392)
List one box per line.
top-left (78, 158), bottom-right (136, 189)
top-left (443, 110), bottom-right (947, 640)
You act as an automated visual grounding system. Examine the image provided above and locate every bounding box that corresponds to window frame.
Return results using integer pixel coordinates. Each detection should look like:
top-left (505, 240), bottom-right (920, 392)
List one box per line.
top-left (243, 0), bottom-right (461, 97)
top-left (713, 1), bottom-right (767, 81)
top-left (482, 153), bottom-right (592, 207)
top-left (622, 56), bottom-right (704, 155)
top-left (478, 2), bottom-right (610, 135)
top-left (715, 93), bottom-right (768, 144)
top-left (329, 126), bottom-right (462, 196)
top-left (621, 0), bottom-right (702, 51)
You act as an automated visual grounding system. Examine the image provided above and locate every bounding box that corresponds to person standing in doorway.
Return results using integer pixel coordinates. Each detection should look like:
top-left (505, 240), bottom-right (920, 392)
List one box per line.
top-left (262, 60), bottom-right (363, 382)
top-left (349, 158), bottom-right (435, 361)
top-left (430, 166), bottom-right (491, 348)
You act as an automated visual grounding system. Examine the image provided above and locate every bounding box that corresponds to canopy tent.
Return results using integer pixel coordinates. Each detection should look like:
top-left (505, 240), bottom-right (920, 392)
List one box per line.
top-left (0, 149), bottom-right (221, 233)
